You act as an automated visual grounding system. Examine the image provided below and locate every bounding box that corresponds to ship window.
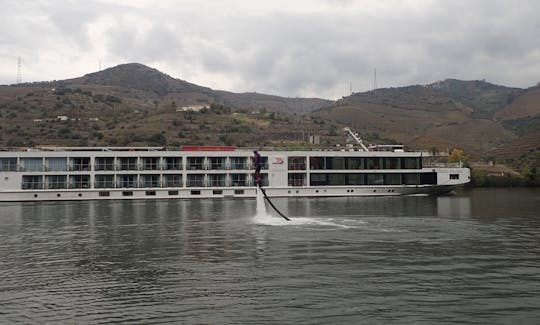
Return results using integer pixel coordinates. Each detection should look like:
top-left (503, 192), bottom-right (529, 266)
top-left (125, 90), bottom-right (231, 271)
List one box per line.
top-left (119, 157), bottom-right (138, 170)
top-left (420, 172), bottom-right (437, 185)
top-left (366, 158), bottom-right (382, 169)
top-left (230, 157), bottom-right (247, 170)
top-left (95, 157), bottom-right (115, 171)
top-left (187, 157), bottom-right (204, 170)
top-left (234, 189), bottom-right (244, 195)
top-left (260, 157), bottom-right (269, 170)
top-left (288, 173), bottom-right (306, 186)
top-left (164, 174), bottom-right (182, 187)
top-left (403, 158), bottom-right (420, 169)
top-left (230, 173), bottom-right (246, 187)
top-left (142, 157), bottom-right (160, 170)
top-left (46, 158), bottom-right (67, 171)
top-left (191, 190), bottom-right (201, 195)
top-left (385, 173), bottom-right (401, 185)
top-left (95, 175), bottom-right (115, 188)
top-left (21, 158), bottom-right (43, 172)
top-left (69, 175), bottom-right (90, 189)
top-left (208, 157), bottom-right (226, 170)
top-left (187, 174), bottom-right (204, 187)
top-left (145, 190), bottom-right (156, 196)
top-left (47, 175), bottom-right (67, 189)
top-left (141, 174), bottom-right (160, 188)
top-left (288, 157), bottom-right (306, 170)
top-left (118, 174), bottom-right (137, 188)
top-left (99, 191), bottom-right (110, 197)
top-left (208, 174), bottom-right (226, 187)
top-left (168, 190), bottom-right (178, 195)
top-left (402, 173), bottom-right (420, 185)
top-left (328, 173), bottom-right (346, 185)
top-left (325, 157), bottom-right (345, 170)
top-left (0, 158), bottom-right (17, 171)
top-left (70, 157), bottom-right (90, 171)
top-left (310, 157), bottom-right (325, 170)
top-left (164, 157), bottom-right (182, 170)
top-left (346, 157), bottom-right (364, 169)
top-left (367, 174), bottom-right (384, 185)
top-left (310, 173), bottom-right (327, 186)
top-left (213, 190), bottom-right (223, 195)
top-left (450, 174), bottom-right (460, 180)
top-left (122, 191), bottom-right (133, 196)
top-left (346, 174), bottom-right (365, 185)
top-left (384, 158), bottom-right (401, 169)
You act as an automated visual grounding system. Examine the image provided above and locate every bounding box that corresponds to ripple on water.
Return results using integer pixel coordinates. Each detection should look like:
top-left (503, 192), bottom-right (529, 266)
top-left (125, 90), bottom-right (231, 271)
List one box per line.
top-left (0, 189), bottom-right (539, 324)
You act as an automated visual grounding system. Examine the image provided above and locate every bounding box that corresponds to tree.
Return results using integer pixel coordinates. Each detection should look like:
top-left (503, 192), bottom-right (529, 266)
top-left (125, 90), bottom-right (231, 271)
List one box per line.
top-left (148, 133), bottom-right (166, 145)
top-left (448, 148), bottom-right (468, 165)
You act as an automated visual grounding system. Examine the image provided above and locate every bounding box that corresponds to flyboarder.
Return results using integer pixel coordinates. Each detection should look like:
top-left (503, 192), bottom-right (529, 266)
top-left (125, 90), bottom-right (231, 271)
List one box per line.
top-left (252, 150), bottom-right (261, 186)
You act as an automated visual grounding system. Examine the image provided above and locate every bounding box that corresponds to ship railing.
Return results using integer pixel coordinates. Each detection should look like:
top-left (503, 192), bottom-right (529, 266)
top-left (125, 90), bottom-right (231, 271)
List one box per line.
top-left (164, 181), bottom-right (183, 187)
top-left (208, 180), bottom-right (227, 187)
top-left (186, 180), bottom-right (204, 187)
top-left (423, 162), bottom-right (463, 168)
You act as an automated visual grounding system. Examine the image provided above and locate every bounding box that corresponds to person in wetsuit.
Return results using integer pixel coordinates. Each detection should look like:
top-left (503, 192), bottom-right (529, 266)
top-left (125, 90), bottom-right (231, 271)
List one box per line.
top-left (253, 150), bottom-right (261, 186)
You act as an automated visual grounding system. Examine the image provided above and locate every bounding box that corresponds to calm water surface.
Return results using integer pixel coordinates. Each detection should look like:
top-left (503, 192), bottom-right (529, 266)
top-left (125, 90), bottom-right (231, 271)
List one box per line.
top-left (1, 188), bottom-right (539, 324)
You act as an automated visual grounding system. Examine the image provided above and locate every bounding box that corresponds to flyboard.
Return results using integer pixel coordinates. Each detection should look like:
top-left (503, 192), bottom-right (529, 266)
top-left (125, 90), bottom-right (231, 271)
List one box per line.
top-left (258, 183), bottom-right (290, 221)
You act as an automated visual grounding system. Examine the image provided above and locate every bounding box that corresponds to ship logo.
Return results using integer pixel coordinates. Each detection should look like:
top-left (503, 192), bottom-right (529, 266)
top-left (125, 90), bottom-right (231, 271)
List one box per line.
top-left (272, 157), bottom-right (284, 164)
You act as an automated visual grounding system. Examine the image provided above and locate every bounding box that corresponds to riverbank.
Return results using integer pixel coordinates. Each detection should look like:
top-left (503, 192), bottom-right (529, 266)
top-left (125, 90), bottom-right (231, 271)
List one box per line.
top-left (468, 164), bottom-right (539, 187)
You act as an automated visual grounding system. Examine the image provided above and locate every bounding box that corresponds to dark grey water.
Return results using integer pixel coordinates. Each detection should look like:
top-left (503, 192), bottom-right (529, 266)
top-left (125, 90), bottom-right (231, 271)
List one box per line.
top-left (1, 188), bottom-right (539, 324)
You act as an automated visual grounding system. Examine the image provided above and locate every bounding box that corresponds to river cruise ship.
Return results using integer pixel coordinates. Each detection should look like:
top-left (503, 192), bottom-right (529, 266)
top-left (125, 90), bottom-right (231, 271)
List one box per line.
top-left (0, 139), bottom-right (470, 202)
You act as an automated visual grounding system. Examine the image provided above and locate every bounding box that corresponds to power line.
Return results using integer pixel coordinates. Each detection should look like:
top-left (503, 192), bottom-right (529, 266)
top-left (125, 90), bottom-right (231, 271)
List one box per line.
top-left (373, 68), bottom-right (377, 91)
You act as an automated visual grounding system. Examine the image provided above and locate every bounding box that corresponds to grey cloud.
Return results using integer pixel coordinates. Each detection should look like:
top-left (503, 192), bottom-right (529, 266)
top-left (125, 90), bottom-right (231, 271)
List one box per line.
top-left (2, 0), bottom-right (540, 98)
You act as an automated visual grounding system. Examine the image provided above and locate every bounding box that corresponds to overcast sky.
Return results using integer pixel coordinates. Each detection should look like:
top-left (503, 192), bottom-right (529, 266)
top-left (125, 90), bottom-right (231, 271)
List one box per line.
top-left (1, 0), bottom-right (539, 99)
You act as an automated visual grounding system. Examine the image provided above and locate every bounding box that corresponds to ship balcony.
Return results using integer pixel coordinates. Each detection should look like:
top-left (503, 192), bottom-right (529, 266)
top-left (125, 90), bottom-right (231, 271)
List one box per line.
top-left (95, 181), bottom-right (116, 188)
top-left (94, 163), bottom-right (115, 171)
top-left (69, 164), bottom-right (91, 171)
top-left (186, 163), bottom-right (205, 170)
top-left (208, 179), bottom-right (227, 187)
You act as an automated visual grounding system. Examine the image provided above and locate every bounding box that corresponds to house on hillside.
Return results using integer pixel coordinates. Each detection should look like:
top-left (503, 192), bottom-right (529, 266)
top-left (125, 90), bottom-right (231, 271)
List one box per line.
top-left (176, 104), bottom-right (208, 112)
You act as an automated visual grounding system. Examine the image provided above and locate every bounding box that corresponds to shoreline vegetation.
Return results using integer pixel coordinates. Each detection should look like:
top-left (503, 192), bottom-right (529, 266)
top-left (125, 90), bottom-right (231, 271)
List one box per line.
top-left (468, 167), bottom-right (540, 187)
top-left (444, 148), bottom-right (540, 187)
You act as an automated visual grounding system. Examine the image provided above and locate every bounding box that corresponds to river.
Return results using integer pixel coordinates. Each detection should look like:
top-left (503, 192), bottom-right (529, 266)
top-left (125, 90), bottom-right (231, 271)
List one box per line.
top-left (1, 188), bottom-right (539, 324)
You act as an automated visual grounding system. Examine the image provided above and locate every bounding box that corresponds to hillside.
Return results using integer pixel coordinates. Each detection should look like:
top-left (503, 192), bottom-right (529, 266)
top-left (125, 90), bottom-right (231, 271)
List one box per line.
top-left (0, 63), bottom-right (336, 148)
top-left (314, 79), bottom-right (539, 161)
top-left (71, 63), bottom-right (332, 113)
top-left (0, 65), bottom-right (538, 173)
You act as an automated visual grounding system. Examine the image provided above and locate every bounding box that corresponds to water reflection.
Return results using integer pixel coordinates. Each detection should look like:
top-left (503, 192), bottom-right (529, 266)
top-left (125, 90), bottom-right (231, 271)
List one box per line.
top-left (1, 189), bottom-right (539, 324)
top-left (437, 196), bottom-right (471, 218)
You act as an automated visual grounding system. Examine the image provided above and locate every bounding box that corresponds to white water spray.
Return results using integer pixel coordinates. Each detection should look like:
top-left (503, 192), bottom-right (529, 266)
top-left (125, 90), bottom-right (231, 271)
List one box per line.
top-left (256, 188), bottom-right (268, 216)
top-left (253, 189), bottom-right (290, 225)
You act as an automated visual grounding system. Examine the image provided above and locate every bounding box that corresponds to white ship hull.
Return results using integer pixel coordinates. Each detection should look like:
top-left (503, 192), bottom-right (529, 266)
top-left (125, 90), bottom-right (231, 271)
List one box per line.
top-left (0, 146), bottom-right (469, 202)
